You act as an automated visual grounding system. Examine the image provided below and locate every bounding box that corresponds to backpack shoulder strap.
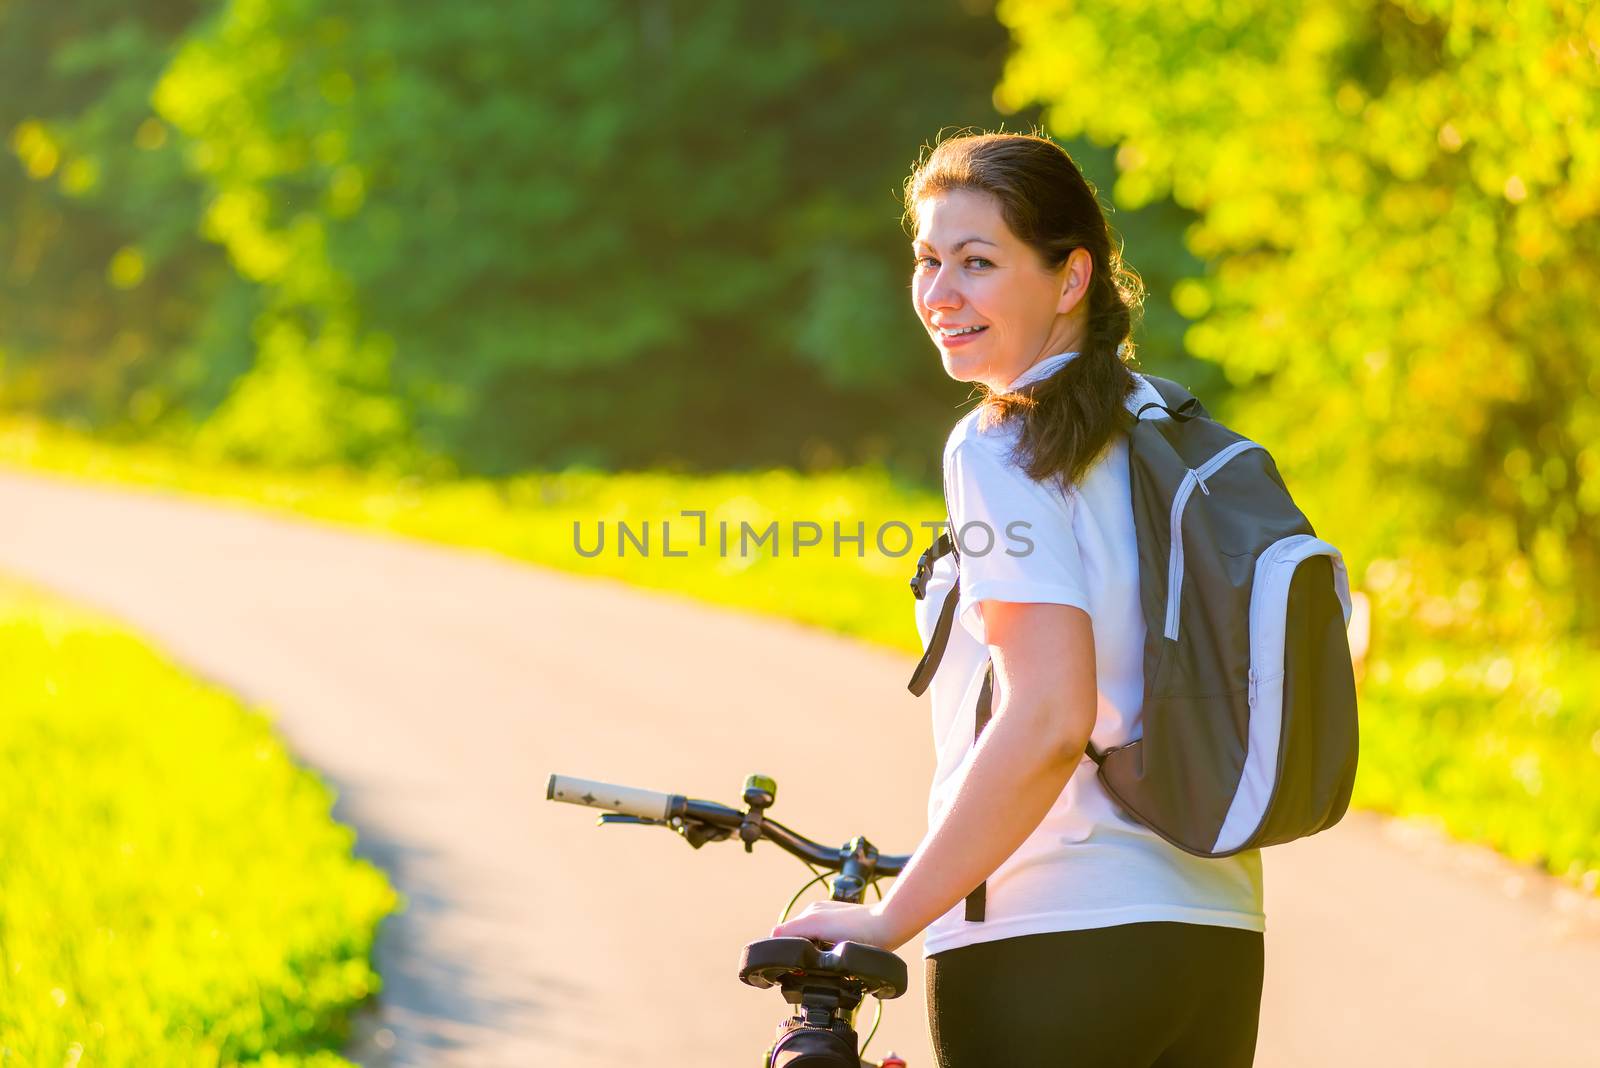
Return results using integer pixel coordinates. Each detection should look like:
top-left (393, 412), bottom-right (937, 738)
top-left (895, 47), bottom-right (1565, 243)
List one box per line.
top-left (964, 660), bottom-right (995, 921)
top-left (907, 446), bottom-right (965, 692)
top-left (907, 532), bottom-right (960, 696)
top-left (1136, 374), bottom-right (1212, 422)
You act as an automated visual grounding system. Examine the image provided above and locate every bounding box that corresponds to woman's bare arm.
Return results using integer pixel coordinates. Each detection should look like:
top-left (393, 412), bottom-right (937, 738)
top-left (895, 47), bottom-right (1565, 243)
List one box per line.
top-left (774, 597), bottom-right (1097, 951)
top-left (872, 598), bottom-right (1097, 945)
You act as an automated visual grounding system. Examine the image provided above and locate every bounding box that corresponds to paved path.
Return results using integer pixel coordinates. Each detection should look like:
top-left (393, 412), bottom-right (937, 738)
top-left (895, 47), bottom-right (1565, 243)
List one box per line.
top-left (2, 467), bottom-right (1597, 1067)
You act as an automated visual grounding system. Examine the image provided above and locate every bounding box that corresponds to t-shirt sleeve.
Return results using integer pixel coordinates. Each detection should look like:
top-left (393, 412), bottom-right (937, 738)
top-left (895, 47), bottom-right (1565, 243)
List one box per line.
top-left (944, 438), bottom-right (1090, 646)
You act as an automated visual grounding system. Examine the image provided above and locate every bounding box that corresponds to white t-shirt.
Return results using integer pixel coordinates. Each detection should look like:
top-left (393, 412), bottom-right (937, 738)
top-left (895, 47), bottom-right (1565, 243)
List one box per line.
top-left (915, 350), bottom-right (1266, 958)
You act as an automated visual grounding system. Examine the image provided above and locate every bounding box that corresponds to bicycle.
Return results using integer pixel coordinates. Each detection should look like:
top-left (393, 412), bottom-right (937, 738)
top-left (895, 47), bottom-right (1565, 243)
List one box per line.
top-left (547, 771), bottom-right (914, 1067)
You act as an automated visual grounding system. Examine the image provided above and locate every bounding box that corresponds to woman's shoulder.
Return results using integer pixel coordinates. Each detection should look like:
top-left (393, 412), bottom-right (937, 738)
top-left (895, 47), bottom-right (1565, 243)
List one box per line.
top-left (944, 371), bottom-right (1158, 463)
top-left (942, 404), bottom-right (1021, 468)
top-left (941, 407), bottom-right (1082, 523)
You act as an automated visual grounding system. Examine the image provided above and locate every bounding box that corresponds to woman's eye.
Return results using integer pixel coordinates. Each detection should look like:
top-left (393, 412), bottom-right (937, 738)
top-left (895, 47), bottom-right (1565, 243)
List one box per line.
top-left (913, 255), bottom-right (993, 270)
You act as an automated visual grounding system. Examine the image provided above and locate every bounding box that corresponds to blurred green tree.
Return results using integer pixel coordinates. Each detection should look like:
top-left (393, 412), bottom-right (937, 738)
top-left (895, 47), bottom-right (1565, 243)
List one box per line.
top-left (998, 0), bottom-right (1600, 636)
top-left (0, 1), bottom-right (253, 435)
top-left (4, 0), bottom-right (1213, 480)
top-left (149, 0), bottom-right (1029, 473)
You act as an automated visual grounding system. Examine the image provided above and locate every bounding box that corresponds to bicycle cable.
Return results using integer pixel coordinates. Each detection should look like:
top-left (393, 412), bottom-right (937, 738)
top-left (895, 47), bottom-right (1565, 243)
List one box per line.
top-left (856, 877), bottom-right (887, 1061)
top-left (778, 863), bottom-right (830, 924)
top-left (768, 829), bottom-right (894, 1062)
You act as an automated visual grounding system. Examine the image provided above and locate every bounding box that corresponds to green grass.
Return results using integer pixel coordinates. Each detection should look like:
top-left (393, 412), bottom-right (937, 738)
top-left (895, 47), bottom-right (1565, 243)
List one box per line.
top-left (0, 576), bottom-right (397, 1065)
top-left (1, 416), bottom-right (1596, 902)
top-left (1353, 638), bottom-right (1600, 892)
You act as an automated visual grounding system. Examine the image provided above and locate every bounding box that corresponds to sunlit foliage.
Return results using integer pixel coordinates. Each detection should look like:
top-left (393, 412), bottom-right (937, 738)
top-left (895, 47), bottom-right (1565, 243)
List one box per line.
top-left (0, 1), bottom-right (251, 431)
top-left (998, 0), bottom-right (1600, 638)
top-left (145, 1), bottom-right (1016, 472)
top-left (0, 580), bottom-right (396, 1063)
top-left (2, 2), bottom-right (1217, 477)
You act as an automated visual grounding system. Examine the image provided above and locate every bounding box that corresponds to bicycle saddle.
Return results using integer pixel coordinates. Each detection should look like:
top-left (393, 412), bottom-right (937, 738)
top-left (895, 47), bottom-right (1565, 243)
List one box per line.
top-left (739, 937), bottom-right (909, 1000)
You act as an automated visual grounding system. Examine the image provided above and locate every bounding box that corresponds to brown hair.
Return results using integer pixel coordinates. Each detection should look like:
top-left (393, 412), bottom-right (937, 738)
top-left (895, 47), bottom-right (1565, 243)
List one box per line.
top-left (903, 130), bottom-right (1145, 494)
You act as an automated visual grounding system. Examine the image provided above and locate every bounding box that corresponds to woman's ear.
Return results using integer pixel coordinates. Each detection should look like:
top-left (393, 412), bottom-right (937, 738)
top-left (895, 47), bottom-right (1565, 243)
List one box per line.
top-left (1055, 247), bottom-right (1092, 315)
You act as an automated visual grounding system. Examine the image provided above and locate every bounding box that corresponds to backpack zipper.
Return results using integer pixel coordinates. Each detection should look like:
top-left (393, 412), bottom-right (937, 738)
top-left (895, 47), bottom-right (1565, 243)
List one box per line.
top-left (1163, 438), bottom-right (1265, 641)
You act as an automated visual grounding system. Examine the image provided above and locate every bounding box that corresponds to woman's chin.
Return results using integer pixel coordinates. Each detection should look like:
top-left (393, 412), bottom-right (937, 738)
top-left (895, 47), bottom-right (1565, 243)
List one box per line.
top-left (939, 348), bottom-right (990, 383)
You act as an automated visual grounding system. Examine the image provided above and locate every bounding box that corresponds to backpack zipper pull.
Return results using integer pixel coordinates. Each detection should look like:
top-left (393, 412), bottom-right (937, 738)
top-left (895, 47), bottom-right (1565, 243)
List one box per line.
top-left (1194, 470), bottom-right (1212, 496)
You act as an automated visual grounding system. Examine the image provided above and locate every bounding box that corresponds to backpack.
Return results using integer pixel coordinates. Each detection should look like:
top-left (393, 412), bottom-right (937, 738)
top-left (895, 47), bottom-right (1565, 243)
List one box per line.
top-left (907, 372), bottom-right (1360, 922)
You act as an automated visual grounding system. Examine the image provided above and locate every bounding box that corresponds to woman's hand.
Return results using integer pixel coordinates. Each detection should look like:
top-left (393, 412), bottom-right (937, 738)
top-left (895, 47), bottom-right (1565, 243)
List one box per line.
top-left (770, 900), bottom-right (913, 953)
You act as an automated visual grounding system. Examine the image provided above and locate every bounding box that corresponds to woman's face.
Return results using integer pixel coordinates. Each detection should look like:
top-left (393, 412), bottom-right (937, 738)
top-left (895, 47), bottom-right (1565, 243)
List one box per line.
top-left (911, 188), bottom-right (1090, 391)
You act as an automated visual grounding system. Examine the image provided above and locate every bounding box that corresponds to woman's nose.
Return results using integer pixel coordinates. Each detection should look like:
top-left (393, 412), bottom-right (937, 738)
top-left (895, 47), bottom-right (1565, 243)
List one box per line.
top-left (923, 268), bottom-right (961, 310)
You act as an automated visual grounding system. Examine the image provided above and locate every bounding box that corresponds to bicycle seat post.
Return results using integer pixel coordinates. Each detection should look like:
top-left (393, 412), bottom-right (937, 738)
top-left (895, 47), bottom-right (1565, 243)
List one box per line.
top-left (740, 938), bottom-right (909, 1067)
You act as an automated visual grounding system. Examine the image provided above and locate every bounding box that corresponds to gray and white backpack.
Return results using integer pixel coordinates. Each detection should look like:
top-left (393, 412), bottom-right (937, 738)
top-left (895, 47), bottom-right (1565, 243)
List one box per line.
top-left (908, 373), bottom-right (1359, 918)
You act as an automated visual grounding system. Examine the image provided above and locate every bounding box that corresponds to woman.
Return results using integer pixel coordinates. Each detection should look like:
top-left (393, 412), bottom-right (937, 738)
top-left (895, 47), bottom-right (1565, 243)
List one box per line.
top-left (771, 132), bottom-right (1267, 1066)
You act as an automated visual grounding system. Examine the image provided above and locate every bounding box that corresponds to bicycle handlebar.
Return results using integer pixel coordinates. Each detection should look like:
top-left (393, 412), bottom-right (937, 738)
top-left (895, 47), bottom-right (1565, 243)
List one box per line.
top-left (547, 774), bottom-right (676, 821)
top-left (546, 772), bottom-right (911, 876)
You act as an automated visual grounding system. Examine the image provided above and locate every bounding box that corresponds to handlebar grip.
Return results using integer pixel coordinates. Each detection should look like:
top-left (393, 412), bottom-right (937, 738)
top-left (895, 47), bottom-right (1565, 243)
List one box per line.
top-left (546, 774), bottom-right (677, 821)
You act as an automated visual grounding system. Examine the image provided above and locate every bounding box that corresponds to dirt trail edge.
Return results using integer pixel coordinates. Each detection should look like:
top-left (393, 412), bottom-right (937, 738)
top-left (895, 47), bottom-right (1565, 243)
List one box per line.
top-left (2, 468), bottom-right (1596, 1067)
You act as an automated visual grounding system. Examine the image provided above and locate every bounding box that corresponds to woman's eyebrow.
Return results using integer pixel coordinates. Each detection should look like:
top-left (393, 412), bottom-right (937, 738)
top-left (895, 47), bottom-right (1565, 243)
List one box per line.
top-left (912, 236), bottom-right (998, 252)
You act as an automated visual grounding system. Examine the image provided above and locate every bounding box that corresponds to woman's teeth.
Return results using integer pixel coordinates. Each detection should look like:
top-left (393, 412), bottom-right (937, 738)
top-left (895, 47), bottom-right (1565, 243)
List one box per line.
top-left (941, 325), bottom-right (987, 337)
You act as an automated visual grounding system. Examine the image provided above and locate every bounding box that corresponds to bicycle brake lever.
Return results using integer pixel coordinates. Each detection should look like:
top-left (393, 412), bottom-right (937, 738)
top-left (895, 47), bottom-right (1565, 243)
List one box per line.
top-left (597, 814), bottom-right (664, 827)
top-left (597, 813), bottom-right (730, 850)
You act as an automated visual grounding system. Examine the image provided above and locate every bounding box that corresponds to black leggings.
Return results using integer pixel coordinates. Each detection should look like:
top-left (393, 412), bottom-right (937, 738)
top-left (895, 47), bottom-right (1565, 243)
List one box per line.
top-left (926, 921), bottom-right (1264, 1067)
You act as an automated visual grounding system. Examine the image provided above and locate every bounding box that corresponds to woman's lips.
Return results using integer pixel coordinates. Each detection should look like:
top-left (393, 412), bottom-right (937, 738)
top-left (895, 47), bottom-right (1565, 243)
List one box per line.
top-left (937, 325), bottom-right (988, 349)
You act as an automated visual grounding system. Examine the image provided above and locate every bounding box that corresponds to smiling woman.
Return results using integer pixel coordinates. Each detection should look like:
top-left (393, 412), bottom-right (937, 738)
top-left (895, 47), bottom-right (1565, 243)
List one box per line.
top-left (905, 132), bottom-right (1148, 495)
top-left (772, 131), bottom-right (1268, 1068)
top-left (910, 197), bottom-right (1088, 387)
